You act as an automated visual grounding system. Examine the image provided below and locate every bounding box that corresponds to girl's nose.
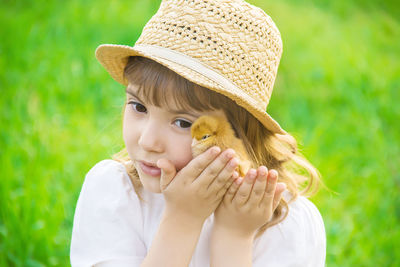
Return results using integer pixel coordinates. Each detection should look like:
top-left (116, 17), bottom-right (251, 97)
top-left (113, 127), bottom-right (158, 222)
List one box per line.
top-left (138, 120), bottom-right (164, 153)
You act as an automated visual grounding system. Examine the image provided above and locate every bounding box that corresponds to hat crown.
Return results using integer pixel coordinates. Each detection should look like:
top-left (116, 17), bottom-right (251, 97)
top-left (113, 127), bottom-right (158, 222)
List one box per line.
top-left (135, 0), bottom-right (283, 109)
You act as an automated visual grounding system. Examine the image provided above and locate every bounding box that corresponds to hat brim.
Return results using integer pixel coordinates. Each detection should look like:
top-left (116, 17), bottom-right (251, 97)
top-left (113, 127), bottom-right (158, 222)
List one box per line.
top-left (95, 44), bottom-right (286, 135)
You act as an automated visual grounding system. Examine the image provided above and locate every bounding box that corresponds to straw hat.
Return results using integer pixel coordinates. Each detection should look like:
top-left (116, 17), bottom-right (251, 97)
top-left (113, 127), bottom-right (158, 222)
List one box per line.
top-left (96, 0), bottom-right (286, 134)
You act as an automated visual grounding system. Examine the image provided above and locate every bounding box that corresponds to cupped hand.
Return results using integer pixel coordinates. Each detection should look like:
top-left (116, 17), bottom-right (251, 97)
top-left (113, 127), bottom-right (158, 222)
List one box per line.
top-left (214, 166), bottom-right (286, 238)
top-left (157, 146), bottom-right (240, 223)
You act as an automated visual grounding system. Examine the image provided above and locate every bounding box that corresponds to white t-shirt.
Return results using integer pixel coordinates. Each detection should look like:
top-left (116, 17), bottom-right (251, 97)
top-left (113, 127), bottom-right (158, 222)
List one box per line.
top-left (70, 160), bottom-right (326, 267)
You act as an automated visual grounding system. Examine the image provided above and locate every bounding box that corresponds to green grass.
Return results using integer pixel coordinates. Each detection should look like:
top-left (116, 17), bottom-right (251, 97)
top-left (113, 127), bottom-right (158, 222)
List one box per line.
top-left (1, 0), bottom-right (399, 266)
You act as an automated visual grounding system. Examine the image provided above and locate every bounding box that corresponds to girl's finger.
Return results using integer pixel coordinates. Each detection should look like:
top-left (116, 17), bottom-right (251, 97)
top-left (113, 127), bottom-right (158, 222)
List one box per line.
top-left (261, 169), bottom-right (278, 208)
top-left (218, 171), bottom-right (243, 204)
top-left (157, 158), bottom-right (177, 191)
top-left (193, 149), bottom-right (236, 189)
top-left (246, 166), bottom-right (268, 207)
top-left (273, 182), bottom-right (287, 210)
top-left (233, 169), bottom-right (257, 206)
top-left (209, 156), bottom-right (239, 192)
top-left (183, 146), bottom-right (221, 183)
top-left (217, 171), bottom-right (239, 198)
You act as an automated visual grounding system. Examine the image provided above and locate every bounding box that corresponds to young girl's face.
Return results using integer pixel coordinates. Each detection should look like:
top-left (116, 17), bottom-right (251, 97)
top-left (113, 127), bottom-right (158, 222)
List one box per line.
top-left (123, 83), bottom-right (224, 193)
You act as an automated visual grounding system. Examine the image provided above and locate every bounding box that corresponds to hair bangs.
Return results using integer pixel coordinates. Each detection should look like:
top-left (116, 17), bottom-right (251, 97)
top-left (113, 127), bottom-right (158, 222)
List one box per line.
top-left (124, 56), bottom-right (217, 113)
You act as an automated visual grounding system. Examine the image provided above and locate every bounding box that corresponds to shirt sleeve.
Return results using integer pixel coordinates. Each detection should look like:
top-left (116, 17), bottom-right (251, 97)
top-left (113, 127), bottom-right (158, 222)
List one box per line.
top-left (252, 195), bottom-right (326, 267)
top-left (70, 160), bottom-right (146, 267)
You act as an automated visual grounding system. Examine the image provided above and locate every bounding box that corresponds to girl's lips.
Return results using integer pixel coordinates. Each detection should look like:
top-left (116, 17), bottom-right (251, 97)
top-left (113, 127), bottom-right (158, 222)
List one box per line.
top-left (139, 161), bottom-right (161, 177)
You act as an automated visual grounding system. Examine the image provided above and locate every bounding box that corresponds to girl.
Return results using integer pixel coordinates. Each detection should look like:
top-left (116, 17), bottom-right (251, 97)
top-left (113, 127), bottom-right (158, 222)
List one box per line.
top-left (70, 0), bottom-right (326, 266)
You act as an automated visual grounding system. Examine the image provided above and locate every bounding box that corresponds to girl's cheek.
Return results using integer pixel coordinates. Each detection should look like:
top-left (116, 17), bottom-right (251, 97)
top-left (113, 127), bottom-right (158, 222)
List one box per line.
top-left (122, 117), bottom-right (138, 153)
top-left (122, 122), bottom-right (131, 147)
top-left (174, 157), bottom-right (192, 171)
top-left (172, 138), bottom-right (193, 171)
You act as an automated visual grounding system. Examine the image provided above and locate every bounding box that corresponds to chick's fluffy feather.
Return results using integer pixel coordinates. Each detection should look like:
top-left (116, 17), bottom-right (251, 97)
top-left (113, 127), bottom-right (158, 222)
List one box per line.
top-left (191, 115), bottom-right (252, 177)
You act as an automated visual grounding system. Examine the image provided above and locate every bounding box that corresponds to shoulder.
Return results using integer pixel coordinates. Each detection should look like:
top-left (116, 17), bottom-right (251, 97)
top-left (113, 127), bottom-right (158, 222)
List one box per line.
top-left (76, 159), bottom-right (142, 213)
top-left (71, 160), bottom-right (147, 265)
top-left (281, 194), bottom-right (325, 246)
top-left (82, 160), bottom-right (134, 195)
top-left (85, 159), bottom-right (127, 183)
top-left (252, 192), bottom-right (326, 266)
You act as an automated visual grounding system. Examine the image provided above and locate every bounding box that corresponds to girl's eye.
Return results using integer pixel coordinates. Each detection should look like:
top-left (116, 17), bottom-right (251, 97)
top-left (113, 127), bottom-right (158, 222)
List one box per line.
top-left (174, 119), bottom-right (192, 129)
top-left (128, 101), bottom-right (147, 113)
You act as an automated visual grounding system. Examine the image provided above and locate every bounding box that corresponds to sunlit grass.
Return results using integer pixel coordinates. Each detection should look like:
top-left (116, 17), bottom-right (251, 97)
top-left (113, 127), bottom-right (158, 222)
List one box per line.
top-left (1, 0), bottom-right (399, 266)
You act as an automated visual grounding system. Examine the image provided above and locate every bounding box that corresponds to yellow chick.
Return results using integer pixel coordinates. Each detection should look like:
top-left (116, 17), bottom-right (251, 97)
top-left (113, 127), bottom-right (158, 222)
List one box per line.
top-left (190, 115), bottom-right (252, 177)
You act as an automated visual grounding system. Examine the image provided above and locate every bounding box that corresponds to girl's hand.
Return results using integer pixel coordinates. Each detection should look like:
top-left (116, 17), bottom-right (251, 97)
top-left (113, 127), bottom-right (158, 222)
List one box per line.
top-left (157, 146), bottom-right (239, 223)
top-left (214, 166), bottom-right (286, 238)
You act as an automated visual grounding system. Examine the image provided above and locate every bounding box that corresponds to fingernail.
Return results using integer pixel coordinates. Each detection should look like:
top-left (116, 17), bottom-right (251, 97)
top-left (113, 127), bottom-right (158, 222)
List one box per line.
top-left (258, 166), bottom-right (267, 176)
top-left (210, 146), bottom-right (221, 155)
top-left (232, 171), bottom-right (239, 179)
top-left (248, 169), bottom-right (257, 180)
top-left (257, 168), bottom-right (267, 182)
top-left (270, 169), bottom-right (278, 179)
top-left (156, 159), bottom-right (163, 168)
top-left (280, 183), bottom-right (287, 191)
top-left (229, 158), bottom-right (239, 167)
top-left (224, 149), bottom-right (235, 159)
top-left (235, 177), bottom-right (243, 185)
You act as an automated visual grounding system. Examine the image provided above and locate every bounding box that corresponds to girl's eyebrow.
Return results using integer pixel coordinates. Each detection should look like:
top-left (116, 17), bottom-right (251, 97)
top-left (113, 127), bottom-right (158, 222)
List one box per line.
top-left (169, 109), bottom-right (199, 118)
top-left (125, 88), bottom-right (199, 118)
top-left (125, 89), bottom-right (143, 102)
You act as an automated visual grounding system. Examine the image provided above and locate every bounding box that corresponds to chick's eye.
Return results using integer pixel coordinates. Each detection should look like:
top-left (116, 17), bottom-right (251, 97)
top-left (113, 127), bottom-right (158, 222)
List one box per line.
top-left (174, 119), bottom-right (192, 129)
top-left (202, 134), bottom-right (210, 140)
top-left (128, 101), bottom-right (147, 113)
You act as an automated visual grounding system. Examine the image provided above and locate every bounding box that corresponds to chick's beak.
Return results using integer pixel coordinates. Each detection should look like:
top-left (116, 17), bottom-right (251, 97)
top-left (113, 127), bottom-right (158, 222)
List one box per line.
top-left (191, 138), bottom-right (199, 147)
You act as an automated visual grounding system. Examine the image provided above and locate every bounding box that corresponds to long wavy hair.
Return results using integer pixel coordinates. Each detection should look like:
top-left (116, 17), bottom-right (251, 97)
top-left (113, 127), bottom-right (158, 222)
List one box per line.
top-left (113, 56), bottom-right (321, 238)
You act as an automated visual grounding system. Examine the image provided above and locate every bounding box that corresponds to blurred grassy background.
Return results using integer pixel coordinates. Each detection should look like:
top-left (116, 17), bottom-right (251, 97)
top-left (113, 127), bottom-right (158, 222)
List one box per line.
top-left (0, 0), bottom-right (399, 266)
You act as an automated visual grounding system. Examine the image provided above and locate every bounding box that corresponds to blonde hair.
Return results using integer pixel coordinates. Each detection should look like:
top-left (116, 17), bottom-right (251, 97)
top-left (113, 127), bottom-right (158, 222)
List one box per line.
top-left (113, 56), bottom-right (321, 237)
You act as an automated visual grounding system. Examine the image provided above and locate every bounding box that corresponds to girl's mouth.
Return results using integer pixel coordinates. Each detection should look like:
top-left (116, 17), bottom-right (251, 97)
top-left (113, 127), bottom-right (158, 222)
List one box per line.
top-left (139, 161), bottom-right (161, 177)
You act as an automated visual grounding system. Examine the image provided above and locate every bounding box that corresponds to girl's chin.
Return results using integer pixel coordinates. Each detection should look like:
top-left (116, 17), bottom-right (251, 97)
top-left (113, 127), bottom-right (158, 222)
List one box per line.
top-left (138, 173), bottom-right (162, 193)
top-left (144, 184), bottom-right (162, 194)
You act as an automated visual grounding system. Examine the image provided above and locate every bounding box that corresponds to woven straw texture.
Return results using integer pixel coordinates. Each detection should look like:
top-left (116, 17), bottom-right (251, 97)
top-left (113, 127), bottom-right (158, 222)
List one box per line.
top-left (96, 0), bottom-right (285, 134)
